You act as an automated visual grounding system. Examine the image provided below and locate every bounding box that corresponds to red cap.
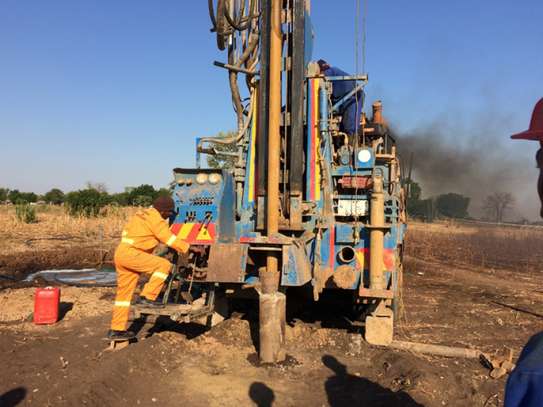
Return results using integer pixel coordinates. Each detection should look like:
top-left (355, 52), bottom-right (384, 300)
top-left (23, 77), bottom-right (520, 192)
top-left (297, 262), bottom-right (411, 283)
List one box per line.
top-left (511, 98), bottom-right (543, 141)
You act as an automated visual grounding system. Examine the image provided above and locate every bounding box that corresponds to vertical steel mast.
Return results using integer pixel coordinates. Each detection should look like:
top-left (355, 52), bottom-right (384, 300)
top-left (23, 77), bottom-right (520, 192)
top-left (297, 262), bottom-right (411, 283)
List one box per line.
top-left (259, 0), bottom-right (286, 364)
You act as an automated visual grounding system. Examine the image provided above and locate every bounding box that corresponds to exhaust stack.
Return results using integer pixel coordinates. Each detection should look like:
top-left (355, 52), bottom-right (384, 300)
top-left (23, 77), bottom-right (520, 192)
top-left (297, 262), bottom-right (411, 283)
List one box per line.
top-left (372, 101), bottom-right (384, 125)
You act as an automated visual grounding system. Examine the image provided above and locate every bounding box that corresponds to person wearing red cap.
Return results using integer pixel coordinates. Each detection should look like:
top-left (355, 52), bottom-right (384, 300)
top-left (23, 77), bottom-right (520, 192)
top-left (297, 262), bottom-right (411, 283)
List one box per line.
top-left (108, 195), bottom-right (193, 341)
top-left (505, 98), bottom-right (543, 407)
top-left (511, 98), bottom-right (543, 217)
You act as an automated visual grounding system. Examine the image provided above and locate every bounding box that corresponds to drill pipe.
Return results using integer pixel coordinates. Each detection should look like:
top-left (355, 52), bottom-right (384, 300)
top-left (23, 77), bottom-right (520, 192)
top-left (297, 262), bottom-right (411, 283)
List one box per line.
top-left (259, 0), bottom-right (286, 364)
top-left (266, 0), bottom-right (281, 251)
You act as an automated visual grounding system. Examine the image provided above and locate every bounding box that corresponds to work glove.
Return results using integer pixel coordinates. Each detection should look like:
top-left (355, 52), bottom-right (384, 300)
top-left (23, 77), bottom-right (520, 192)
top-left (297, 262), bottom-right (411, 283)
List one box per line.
top-left (153, 243), bottom-right (170, 257)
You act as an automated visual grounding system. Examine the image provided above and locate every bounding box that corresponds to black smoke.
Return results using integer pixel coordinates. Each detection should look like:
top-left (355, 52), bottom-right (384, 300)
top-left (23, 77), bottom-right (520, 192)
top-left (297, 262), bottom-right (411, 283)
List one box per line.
top-left (391, 121), bottom-right (539, 220)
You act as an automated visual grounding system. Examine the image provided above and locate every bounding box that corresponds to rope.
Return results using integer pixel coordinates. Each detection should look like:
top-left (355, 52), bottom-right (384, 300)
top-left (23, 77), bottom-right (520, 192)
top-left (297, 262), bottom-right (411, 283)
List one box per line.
top-left (362, 0), bottom-right (367, 75)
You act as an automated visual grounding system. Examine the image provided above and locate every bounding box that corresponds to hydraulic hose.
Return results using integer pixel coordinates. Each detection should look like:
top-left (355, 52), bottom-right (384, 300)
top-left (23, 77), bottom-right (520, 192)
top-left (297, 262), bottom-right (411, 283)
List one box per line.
top-left (199, 90), bottom-right (256, 145)
top-left (207, 0), bottom-right (260, 144)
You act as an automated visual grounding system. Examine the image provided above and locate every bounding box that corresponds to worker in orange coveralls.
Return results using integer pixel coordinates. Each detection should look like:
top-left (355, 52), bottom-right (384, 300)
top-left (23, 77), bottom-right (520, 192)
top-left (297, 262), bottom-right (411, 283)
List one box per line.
top-left (505, 97), bottom-right (543, 407)
top-left (107, 195), bottom-right (195, 341)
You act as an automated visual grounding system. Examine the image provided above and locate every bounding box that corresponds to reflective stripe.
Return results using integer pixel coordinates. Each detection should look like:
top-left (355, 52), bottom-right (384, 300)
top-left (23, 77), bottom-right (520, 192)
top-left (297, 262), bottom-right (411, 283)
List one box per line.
top-left (178, 223), bottom-right (194, 239)
top-left (166, 234), bottom-right (177, 247)
top-left (151, 271), bottom-right (169, 281)
top-left (114, 300), bottom-right (131, 307)
top-left (121, 237), bottom-right (134, 245)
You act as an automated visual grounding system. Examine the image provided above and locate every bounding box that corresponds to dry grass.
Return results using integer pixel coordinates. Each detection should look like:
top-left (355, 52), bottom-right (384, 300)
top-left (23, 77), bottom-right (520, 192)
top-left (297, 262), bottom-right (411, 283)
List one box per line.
top-left (406, 220), bottom-right (543, 272)
top-left (0, 205), bottom-right (137, 255)
top-left (1, 206), bottom-right (542, 274)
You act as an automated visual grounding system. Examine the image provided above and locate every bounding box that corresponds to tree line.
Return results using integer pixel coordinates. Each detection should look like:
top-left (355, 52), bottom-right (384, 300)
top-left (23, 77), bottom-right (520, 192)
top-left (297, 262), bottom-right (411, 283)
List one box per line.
top-left (2, 179), bottom-right (517, 223)
top-left (406, 180), bottom-right (516, 223)
top-left (1, 184), bottom-right (171, 220)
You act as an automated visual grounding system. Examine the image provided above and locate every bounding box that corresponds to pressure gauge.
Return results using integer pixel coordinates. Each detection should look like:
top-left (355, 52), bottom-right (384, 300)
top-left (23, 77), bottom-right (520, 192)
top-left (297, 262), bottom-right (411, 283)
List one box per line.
top-left (209, 173), bottom-right (222, 185)
top-left (196, 173), bottom-right (208, 185)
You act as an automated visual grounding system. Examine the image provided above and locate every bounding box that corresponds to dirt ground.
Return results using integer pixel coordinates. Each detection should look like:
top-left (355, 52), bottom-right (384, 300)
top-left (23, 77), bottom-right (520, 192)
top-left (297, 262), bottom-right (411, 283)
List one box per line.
top-left (0, 220), bottom-right (543, 406)
top-left (1, 220), bottom-right (542, 406)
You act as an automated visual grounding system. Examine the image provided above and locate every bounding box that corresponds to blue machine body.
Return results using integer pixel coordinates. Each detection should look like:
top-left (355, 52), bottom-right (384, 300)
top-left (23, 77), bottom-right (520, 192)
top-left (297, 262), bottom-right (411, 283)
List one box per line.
top-left (170, 4), bottom-right (406, 305)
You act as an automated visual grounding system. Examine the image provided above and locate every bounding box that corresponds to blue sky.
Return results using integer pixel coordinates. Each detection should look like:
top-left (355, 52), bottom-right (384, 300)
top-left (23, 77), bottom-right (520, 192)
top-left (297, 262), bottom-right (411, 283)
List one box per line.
top-left (1, 1), bottom-right (542, 216)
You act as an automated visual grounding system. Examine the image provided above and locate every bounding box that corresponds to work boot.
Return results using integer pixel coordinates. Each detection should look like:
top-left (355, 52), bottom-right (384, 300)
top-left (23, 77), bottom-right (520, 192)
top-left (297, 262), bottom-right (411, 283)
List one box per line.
top-left (107, 329), bottom-right (136, 341)
top-left (135, 296), bottom-right (165, 308)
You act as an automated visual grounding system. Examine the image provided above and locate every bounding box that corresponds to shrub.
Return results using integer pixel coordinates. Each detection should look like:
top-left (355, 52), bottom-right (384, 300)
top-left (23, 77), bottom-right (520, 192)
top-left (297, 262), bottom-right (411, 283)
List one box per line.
top-left (127, 184), bottom-right (156, 205)
top-left (111, 192), bottom-right (129, 206)
top-left (132, 195), bottom-right (153, 207)
top-left (0, 188), bottom-right (8, 202)
top-left (15, 203), bottom-right (37, 223)
top-left (65, 189), bottom-right (111, 217)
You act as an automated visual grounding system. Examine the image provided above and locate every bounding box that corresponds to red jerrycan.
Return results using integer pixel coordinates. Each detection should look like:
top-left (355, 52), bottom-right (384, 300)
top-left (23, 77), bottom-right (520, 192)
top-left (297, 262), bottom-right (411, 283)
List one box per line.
top-left (34, 287), bottom-right (61, 324)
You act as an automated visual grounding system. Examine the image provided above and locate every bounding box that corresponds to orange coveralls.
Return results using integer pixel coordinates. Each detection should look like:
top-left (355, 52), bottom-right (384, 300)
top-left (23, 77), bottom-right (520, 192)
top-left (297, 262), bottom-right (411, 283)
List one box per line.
top-left (110, 207), bottom-right (189, 331)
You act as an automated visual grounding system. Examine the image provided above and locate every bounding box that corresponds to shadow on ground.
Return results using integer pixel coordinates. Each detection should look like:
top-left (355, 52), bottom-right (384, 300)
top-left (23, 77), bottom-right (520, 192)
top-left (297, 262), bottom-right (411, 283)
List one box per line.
top-left (0, 387), bottom-right (27, 407)
top-left (59, 301), bottom-right (73, 321)
top-left (249, 382), bottom-right (275, 407)
top-left (322, 355), bottom-right (423, 407)
top-left (245, 356), bottom-right (423, 406)
top-left (128, 315), bottom-right (208, 340)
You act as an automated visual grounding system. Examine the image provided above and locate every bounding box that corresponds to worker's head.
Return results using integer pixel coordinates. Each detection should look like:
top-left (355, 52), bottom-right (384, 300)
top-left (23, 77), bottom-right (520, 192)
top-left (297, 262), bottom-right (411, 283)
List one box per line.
top-left (511, 98), bottom-right (543, 217)
top-left (153, 195), bottom-right (175, 219)
top-left (317, 59), bottom-right (330, 73)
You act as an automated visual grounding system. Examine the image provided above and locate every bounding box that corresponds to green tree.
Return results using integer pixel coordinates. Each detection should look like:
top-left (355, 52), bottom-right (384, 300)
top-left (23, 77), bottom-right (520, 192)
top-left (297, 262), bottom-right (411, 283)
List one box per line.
top-left (127, 184), bottom-right (157, 205)
top-left (44, 188), bottom-right (65, 205)
top-left (20, 192), bottom-right (38, 203)
top-left (408, 181), bottom-right (422, 200)
top-left (8, 190), bottom-right (37, 203)
top-left (111, 192), bottom-right (129, 206)
top-left (156, 187), bottom-right (171, 198)
top-left (436, 193), bottom-right (470, 219)
top-left (406, 181), bottom-right (423, 217)
top-left (8, 189), bottom-right (21, 203)
top-left (0, 188), bottom-right (8, 202)
top-left (206, 131), bottom-right (238, 169)
top-left (133, 195), bottom-right (153, 207)
top-left (405, 181), bottom-right (437, 221)
top-left (65, 189), bottom-right (111, 217)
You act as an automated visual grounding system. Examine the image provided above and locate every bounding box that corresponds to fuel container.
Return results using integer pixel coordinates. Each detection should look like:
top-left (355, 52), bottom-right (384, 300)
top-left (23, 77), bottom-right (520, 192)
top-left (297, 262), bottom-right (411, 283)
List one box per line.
top-left (34, 287), bottom-right (60, 324)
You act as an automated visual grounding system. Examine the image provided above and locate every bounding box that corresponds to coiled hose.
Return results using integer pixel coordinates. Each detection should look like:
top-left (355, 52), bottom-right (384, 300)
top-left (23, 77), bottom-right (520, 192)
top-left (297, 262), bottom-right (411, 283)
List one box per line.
top-left (207, 0), bottom-right (260, 146)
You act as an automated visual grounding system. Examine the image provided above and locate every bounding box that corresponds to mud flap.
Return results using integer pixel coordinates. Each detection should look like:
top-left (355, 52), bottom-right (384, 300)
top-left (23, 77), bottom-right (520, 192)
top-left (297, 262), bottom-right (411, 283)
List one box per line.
top-left (206, 243), bottom-right (247, 282)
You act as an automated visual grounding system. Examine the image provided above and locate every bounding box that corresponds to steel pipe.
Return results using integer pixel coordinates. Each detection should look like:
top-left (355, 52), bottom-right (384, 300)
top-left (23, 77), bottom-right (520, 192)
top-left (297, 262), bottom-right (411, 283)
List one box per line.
top-left (259, 0), bottom-right (285, 364)
top-left (266, 0), bottom-right (281, 243)
top-left (369, 174), bottom-right (385, 290)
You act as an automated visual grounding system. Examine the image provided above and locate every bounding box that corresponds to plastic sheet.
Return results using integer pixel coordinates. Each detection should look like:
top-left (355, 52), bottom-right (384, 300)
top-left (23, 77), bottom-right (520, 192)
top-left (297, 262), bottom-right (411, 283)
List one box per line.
top-left (24, 268), bottom-right (116, 287)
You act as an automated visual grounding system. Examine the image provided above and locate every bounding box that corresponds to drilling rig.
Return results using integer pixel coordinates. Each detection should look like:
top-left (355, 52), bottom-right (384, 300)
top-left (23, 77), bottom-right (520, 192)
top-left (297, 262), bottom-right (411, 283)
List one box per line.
top-left (135, 0), bottom-right (406, 363)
